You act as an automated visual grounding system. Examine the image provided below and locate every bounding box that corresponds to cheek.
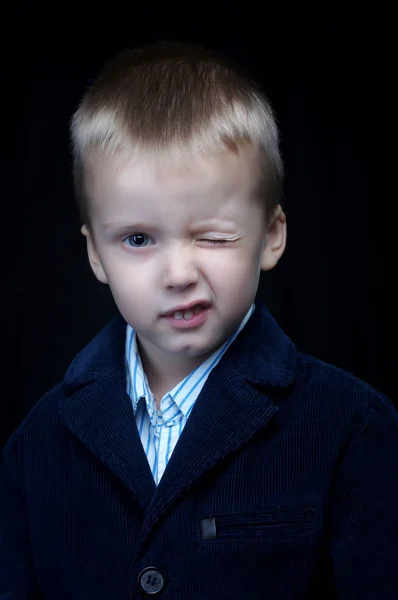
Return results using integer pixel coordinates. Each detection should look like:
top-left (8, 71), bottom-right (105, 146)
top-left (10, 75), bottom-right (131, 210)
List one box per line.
top-left (209, 247), bottom-right (262, 280)
top-left (107, 275), bottom-right (154, 327)
top-left (99, 254), bottom-right (148, 303)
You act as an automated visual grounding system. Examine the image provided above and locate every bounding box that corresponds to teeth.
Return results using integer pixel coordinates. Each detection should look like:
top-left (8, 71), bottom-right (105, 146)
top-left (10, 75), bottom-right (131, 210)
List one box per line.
top-left (172, 304), bottom-right (206, 320)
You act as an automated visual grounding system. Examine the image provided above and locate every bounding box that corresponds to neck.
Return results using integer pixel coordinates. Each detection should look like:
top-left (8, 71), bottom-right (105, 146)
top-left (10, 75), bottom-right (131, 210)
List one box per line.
top-left (136, 337), bottom-right (213, 401)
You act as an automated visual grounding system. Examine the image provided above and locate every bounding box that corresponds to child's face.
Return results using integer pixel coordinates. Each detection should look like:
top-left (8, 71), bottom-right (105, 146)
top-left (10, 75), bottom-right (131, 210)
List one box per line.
top-left (82, 144), bottom-right (286, 362)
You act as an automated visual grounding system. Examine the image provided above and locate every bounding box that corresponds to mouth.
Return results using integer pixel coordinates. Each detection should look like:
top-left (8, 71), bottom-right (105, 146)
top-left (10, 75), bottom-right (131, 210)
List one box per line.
top-left (162, 301), bottom-right (210, 319)
top-left (162, 303), bottom-right (211, 328)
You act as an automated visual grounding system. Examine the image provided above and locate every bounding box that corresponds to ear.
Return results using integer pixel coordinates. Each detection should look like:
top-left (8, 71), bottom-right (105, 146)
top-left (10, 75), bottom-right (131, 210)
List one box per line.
top-left (81, 225), bottom-right (109, 284)
top-left (260, 205), bottom-right (287, 271)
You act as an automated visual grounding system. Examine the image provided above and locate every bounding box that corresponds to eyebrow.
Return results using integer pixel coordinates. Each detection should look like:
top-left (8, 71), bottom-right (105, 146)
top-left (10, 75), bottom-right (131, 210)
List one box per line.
top-left (102, 221), bottom-right (154, 232)
top-left (102, 220), bottom-right (238, 232)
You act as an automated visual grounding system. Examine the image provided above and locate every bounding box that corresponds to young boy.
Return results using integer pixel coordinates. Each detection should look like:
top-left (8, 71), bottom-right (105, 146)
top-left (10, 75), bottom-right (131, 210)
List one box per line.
top-left (1, 42), bottom-right (397, 600)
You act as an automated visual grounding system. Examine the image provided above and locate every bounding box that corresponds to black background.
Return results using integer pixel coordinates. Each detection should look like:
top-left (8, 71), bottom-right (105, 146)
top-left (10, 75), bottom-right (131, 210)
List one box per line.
top-left (2, 4), bottom-right (396, 454)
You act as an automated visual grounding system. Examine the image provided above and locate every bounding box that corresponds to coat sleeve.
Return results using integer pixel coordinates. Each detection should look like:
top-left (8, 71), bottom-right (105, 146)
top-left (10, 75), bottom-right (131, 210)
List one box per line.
top-left (328, 391), bottom-right (398, 599)
top-left (0, 432), bottom-right (41, 600)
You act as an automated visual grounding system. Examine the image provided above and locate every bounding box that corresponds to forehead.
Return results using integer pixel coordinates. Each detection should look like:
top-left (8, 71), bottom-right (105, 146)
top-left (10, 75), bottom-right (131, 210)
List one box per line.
top-left (84, 144), bottom-right (262, 223)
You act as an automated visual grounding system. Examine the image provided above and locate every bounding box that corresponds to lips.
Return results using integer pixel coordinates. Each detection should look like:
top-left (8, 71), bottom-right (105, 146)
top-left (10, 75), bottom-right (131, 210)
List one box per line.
top-left (162, 300), bottom-right (210, 317)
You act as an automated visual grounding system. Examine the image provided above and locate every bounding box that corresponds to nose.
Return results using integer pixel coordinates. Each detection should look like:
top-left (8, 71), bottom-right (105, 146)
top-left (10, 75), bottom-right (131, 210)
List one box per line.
top-left (161, 242), bottom-right (199, 290)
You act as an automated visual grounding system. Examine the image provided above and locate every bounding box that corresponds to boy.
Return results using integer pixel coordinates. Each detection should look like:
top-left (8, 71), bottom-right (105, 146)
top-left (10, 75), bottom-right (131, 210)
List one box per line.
top-left (1, 41), bottom-right (397, 599)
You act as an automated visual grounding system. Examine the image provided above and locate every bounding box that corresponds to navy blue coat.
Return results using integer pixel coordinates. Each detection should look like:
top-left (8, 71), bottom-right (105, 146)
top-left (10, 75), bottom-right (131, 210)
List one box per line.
top-left (1, 303), bottom-right (398, 599)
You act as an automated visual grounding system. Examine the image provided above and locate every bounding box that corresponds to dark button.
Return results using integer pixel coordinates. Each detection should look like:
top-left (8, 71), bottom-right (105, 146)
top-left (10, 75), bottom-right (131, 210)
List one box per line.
top-left (138, 567), bottom-right (165, 595)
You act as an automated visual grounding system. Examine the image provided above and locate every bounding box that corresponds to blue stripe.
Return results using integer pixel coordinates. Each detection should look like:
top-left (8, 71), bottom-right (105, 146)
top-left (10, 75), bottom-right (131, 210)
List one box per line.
top-left (128, 327), bottom-right (134, 361)
top-left (145, 419), bottom-right (151, 455)
top-left (164, 413), bottom-right (178, 425)
top-left (162, 400), bottom-right (175, 415)
top-left (125, 328), bottom-right (133, 401)
top-left (152, 431), bottom-right (159, 479)
top-left (132, 339), bottom-right (139, 411)
top-left (172, 368), bottom-right (196, 398)
top-left (165, 426), bottom-right (173, 464)
top-left (143, 379), bottom-right (154, 423)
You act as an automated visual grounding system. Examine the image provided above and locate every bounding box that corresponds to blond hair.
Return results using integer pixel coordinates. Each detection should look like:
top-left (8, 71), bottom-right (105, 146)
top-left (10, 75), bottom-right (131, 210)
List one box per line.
top-left (70, 41), bottom-right (284, 228)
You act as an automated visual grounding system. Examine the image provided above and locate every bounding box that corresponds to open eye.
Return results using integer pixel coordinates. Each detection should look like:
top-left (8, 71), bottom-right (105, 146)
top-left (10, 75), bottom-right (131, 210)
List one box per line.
top-left (124, 233), bottom-right (152, 248)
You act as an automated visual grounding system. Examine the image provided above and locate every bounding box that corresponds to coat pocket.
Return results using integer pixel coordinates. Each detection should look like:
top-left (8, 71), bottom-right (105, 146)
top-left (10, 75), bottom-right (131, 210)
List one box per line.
top-left (199, 506), bottom-right (316, 541)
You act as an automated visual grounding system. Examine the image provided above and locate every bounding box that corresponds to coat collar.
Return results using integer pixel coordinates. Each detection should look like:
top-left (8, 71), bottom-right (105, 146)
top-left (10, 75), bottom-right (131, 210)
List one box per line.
top-left (58, 303), bottom-right (297, 549)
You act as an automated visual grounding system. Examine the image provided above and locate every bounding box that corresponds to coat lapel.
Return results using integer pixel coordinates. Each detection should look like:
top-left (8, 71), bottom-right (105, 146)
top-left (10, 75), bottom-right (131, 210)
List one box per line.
top-left (57, 303), bottom-right (297, 539)
top-left (58, 372), bottom-right (156, 511)
top-left (58, 316), bottom-right (156, 511)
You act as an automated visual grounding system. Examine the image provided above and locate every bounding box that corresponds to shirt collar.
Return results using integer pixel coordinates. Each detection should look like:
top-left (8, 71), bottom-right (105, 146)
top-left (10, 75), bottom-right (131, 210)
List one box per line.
top-left (125, 303), bottom-right (255, 418)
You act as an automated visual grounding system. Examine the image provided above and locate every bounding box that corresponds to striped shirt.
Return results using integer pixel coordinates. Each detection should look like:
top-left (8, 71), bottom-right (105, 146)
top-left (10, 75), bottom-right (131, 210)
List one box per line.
top-left (125, 303), bottom-right (255, 485)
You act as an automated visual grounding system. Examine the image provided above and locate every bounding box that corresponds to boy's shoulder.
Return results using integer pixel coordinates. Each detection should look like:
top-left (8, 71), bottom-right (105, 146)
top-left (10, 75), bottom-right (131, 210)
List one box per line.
top-left (238, 303), bottom-right (396, 426)
top-left (296, 349), bottom-right (378, 397)
top-left (8, 314), bottom-right (127, 442)
top-left (294, 348), bottom-right (393, 418)
top-left (254, 303), bottom-right (390, 397)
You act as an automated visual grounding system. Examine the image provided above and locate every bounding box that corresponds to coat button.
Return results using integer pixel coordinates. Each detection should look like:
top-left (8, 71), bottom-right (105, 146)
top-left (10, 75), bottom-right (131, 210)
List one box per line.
top-left (138, 567), bottom-right (165, 595)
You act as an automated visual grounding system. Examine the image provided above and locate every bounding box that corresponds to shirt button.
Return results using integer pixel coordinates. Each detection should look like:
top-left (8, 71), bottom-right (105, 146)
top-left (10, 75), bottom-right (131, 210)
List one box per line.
top-left (138, 566), bottom-right (165, 595)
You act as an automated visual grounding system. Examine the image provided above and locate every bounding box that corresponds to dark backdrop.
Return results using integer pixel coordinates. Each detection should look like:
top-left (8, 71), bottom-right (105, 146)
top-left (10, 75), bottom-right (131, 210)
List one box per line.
top-left (2, 5), bottom-right (396, 455)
